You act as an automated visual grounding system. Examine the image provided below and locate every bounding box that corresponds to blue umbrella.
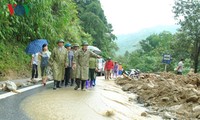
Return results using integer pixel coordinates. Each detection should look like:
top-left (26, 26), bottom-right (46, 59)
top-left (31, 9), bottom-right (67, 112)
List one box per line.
top-left (25, 39), bottom-right (48, 54)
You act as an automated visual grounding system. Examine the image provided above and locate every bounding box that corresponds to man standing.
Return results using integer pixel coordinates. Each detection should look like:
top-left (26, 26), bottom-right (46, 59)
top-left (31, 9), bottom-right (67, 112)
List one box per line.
top-left (49, 39), bottom-right (68, 90)
top-left (104, 57), bottom-right (114, 80)
top-left (176, 59), bottom-right (184, 75)
top-left (73, 41), bottom-right (100, 91)
top-left (71, 43), bottom-right (79, 86)
top-left (118, 63), bottom-right (123, 76)
top-left (63, 43), bottom-right (73, 87)
top-left (89, 56), bottom-right (98, 87)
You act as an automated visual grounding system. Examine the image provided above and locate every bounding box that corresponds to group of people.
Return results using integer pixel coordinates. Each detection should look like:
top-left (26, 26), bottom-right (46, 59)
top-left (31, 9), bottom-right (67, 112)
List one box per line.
top-left (104, 57), bottom-right (123, 80)
top-left (31, 39), bottom-right (101, 91)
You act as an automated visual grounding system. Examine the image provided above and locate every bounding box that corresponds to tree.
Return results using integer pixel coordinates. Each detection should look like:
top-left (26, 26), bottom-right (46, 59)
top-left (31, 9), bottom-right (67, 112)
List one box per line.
top-left (74, 0), bottom-right (117, 58)
top-left (0, 0), bottom-right (87, 73)
top-left (173, 0), bottom-right (200, 73)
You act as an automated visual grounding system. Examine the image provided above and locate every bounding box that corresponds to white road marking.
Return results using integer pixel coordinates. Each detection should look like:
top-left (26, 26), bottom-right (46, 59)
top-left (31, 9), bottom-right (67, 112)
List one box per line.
top-left (0, 81), bottom-right (53, 100)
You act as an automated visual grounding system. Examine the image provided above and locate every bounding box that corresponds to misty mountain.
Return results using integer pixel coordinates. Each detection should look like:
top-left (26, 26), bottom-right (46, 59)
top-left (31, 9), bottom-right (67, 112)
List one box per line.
top-left (115, 25), bottom-right (180, 55)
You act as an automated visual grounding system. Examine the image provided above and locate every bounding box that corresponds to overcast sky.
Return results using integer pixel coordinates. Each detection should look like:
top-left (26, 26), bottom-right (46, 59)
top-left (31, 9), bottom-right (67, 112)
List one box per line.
top-left (100, 0), bottom-right (176, 35)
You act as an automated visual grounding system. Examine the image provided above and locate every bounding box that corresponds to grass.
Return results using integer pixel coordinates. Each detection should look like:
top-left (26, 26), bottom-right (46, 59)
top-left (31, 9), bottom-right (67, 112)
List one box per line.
top-left (0, 41), bottom-right (31, 80)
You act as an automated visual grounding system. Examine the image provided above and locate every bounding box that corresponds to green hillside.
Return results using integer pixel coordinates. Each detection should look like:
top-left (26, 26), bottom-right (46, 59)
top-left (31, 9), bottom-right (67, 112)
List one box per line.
top-left (0, 0), bottom-right (116, 80)
top-left (116, 25), bottom-right (179, 55)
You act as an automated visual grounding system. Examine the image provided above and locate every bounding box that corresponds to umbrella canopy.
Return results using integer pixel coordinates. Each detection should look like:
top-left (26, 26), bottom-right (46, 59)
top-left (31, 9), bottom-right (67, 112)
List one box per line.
top-left (88, 46), bottom-right (101, 54)
top-left (25, 39), bottom-right (48, 54)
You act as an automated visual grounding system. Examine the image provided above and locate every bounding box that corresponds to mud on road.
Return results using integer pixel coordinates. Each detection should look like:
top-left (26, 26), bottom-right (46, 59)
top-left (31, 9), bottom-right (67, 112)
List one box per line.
top-left (116, 72), bottom-right (200, 119)
top-left (21, 77), bottom-right (161, 120)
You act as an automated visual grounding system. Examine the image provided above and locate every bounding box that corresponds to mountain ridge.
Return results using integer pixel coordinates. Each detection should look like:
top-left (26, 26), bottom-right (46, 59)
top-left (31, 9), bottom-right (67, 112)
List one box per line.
top-left (115, 25), bottom-right (180, 55)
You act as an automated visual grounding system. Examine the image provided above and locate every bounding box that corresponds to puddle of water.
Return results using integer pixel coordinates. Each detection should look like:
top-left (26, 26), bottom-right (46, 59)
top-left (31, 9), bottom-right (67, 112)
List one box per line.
top-left (21, 77), bottom-right (162, 120)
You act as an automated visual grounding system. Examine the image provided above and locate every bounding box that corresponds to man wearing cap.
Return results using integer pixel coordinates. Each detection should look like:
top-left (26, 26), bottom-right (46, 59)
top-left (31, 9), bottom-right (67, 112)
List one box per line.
top-left (71, 43), bottom-right (79, 86)
top-left (73, 41), bottom-right (100, 91)
top-left (63, 43), bottom-right (74, 87)
top-left (49, 39), bottom-right (68, 90)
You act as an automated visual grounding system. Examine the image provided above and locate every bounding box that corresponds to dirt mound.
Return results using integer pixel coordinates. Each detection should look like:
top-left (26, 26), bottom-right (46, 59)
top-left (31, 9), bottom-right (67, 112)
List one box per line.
top-left (116, 72), bottom-right (200, 119)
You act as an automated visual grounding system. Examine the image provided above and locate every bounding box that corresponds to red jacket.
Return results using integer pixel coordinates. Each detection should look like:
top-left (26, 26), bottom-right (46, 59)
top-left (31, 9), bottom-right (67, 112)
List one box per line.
top-left (105, 60), bottom-right (114, 71)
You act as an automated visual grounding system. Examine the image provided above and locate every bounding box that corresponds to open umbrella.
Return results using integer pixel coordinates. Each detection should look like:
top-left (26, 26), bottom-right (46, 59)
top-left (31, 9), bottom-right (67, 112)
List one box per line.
top-left (88, 46), bottom-right (101, 54)
top-left (25, 39), bottom-right (48, 54)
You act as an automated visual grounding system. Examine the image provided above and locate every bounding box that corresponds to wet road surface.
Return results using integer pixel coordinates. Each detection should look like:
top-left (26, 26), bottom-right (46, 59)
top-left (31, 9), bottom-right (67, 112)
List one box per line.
top-left (20, 77), bottom-right (162, 120)
top-left (0, 83), bottom-right (52, 120)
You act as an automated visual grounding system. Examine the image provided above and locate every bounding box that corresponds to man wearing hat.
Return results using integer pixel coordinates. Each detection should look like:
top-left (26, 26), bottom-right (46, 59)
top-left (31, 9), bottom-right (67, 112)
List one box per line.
top-left (73, 41), bottom-right (100, 91)
top-left (49, 39), bottom-right (68, 90)
top-left (71, 43), bottom-right (79, 86)
top-left (62, 43), bottom-right (74, 87)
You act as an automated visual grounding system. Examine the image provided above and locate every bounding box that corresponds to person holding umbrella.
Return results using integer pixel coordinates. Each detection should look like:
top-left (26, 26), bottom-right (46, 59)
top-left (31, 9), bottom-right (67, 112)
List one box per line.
top-left (49, 39), bottom-right (68, 90)
top-left (71, 43), bottom-right (80, 86)
top-left (73, 41), bottom-right (101, 91)
top-left (26, 39), bottom-right (48, 82)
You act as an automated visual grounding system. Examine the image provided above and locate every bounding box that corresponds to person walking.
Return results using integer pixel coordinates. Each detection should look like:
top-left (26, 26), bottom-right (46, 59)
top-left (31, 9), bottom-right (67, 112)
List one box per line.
top-left (89, 56), bottom-right (98, 87)
top-left (176, 59), bottom-right (184, 75)
top-left (73, 41), bottom-right (100, 91)
top-left (113, 61), bottom-right (118, 78)
top-left (30, 53), bottom-right (39, 81)
top-left (40, 44), bottom-right (51, 86)
top-left (118, 63), bottom-right (123, 76)
top-left (63, 43), bottom-right (74, 87)
top-left (71, 43), bottom-right (79, 86)
top-left (104, 57), bottom-right (114, 80)
top-left (49, 39), bottom-right (68, 90)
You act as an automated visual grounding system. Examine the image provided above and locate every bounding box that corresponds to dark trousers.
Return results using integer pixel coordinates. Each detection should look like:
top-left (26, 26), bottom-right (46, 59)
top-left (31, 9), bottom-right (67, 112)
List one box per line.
top-left (177, 71), bottom-right (182, 75)
top-left (75, 79), bottom-right (86, 89)
top-left (89, 68), bottom-right (95, 85)
top-left (64, 67), bottom-right (72, 86)
top-left (32, 64), bottom-right (38, 79)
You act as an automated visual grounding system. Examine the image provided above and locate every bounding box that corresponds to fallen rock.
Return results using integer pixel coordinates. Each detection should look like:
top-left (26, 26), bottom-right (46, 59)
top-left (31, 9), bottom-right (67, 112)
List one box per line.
top-left (161, 97), bottom-right (170, 102)
top-left (160, 78), bottom-right (166, 81)
top-left (141, 112), bottom-right (147, 117)
top-left (103, 110), bottom-right (115, 117)
top-left (193, 105), bottom-right (200, 112)
top-left (122, 84), bottom-right (134, 91)
top-left (186, 95), bottom-right (199, 103)
top-left (146, 111), bottom-right (159, 115)
top-left (5, 81), bottom-right (20, 93)
top-left (163, 112), bottom-right (176, 119)
top-left (128, 97), bottom-right (135, 102)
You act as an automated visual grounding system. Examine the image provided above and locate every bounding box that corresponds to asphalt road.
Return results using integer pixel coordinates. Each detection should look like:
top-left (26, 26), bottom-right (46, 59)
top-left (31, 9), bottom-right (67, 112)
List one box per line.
top-left (0, 83), bottom-right (53, 120)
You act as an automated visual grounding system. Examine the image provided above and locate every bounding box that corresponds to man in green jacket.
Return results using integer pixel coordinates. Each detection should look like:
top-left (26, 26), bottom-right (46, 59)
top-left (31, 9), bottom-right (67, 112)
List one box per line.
top-left (71, 43), bottom-right (79, 86)
top-left (49, 39), bottom-right (68, 90)
top-left (73, 41), bottom-right (100, 91)
top-left (89, 57), bottom-right (98, 87)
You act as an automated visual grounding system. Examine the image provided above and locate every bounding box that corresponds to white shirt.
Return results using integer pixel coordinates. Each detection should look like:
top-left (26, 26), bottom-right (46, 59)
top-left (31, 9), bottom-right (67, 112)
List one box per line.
top-left (32, 53), bottom-right (39, 65)
top-left (178, 61), bottom-right (184, 72)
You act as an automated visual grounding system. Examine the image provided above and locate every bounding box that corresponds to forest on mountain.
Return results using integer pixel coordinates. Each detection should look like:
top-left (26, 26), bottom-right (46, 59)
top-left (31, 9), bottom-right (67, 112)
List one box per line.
top-left (116, 0), bottom-right (200, 73)
top-left (0, 0), bottom-right (117, 79)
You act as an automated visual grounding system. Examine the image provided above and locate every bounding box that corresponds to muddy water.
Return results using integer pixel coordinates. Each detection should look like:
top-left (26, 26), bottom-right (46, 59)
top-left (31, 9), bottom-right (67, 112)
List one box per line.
top-left (21, 77), bottom-right (162, 120)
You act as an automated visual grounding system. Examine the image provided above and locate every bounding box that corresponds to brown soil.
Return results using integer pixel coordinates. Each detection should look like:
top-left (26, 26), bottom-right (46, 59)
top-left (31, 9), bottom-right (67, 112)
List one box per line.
top-left (0, 69), bottom-right (29, 81)
top-left (116, 72), bottom-right (200, 119)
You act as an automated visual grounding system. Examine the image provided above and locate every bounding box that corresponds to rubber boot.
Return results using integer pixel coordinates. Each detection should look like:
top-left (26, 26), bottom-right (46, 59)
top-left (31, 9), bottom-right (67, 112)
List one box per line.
top-left (86, 80), bottom-right (89, 89)
top-left (74, 79), bottom-right (80, 90)
top-left (53, 80), bottom-right (57, 90)
top-left (61, 80), bottom-right (64, 86)
top-left (57, 81), bottom-right (61, 88)
top-left (81, 80), bottom-right (86, 90)
top-left (90, 80), bottom-right (93, 87)
top-left (70, 79), bottom-right (74, 86)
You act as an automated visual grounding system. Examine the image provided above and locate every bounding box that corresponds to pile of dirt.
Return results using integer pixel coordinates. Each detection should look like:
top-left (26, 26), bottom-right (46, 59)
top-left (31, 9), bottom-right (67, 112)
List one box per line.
top-left (116, 72), bottom-right (200, 119)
